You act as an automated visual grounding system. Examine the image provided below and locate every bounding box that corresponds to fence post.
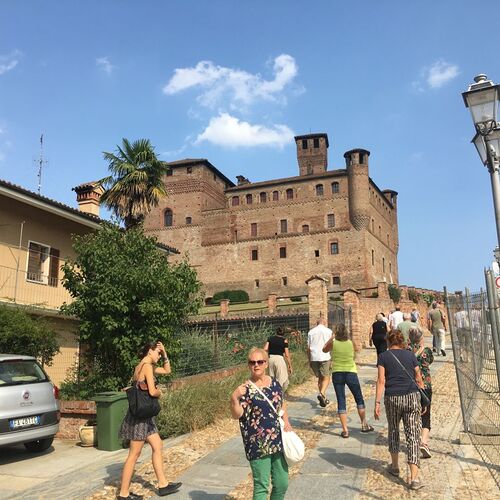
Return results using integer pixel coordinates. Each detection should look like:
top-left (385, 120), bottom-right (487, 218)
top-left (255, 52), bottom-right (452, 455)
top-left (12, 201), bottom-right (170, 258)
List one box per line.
top-left (484, 269), bottom-right (500, 386)
top-left (444, 286), bottom-right (469, 432)
top-left (306, 275), bottom-right (329, 329)
top-left (268, 294), bottom-right (278, 314)
top-left (464, 287), bottom-right (480, 382)
top-left (220, 299), bottom-right (230, 319)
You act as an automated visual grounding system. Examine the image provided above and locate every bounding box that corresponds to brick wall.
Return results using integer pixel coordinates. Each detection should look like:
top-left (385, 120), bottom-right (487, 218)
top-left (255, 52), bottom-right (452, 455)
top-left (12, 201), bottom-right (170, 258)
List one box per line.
top-left (57, 400), bottom-right (96, 440)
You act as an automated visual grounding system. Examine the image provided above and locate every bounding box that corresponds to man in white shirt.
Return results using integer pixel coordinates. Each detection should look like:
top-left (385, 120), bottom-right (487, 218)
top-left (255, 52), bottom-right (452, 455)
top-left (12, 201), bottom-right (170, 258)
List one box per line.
top-left (307, 317), bottom-right (333, 407)
top-left (388, 307), bottom-right (404, 330)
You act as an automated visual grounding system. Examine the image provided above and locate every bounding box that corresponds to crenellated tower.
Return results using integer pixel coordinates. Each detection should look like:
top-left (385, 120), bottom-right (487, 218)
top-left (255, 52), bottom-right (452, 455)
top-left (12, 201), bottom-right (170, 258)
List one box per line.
top-left (346, 148), bottom-right (371, 230)
top-left (295, 133), bottom-right (329, 176)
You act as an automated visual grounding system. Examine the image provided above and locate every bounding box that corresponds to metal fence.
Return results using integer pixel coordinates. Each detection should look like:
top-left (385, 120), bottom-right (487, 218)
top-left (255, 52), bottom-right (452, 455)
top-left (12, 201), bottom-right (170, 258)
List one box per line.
top-left (173, 313), bottom-right (309, 378)
top-left (445, 270), bottom-right (500, 487)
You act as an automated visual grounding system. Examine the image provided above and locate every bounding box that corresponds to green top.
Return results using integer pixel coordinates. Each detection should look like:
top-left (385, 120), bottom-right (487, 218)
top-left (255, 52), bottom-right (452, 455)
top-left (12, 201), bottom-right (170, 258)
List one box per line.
top-left (428, 308), bottom-right (444, 333)
top-left (397, 320), bottom-right (414, 344)
top-left (331, 340), bottom-right (357, 373)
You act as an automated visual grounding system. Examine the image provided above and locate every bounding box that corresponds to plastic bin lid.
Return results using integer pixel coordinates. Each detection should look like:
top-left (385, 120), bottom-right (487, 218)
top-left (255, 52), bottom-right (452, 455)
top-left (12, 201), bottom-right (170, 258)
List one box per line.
top-left (93, 391), bottom-right (127, 402)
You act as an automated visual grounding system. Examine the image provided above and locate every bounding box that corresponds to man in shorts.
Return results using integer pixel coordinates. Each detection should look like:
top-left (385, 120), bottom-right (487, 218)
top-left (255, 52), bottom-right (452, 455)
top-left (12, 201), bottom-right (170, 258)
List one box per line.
top-left (307, 317), bottom-right (333, 407)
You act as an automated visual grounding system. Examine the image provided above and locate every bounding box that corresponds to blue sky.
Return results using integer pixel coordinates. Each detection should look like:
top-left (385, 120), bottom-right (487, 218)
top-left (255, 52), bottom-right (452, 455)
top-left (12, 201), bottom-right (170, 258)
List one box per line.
top-left (1, 0), bottom-right (499, 291)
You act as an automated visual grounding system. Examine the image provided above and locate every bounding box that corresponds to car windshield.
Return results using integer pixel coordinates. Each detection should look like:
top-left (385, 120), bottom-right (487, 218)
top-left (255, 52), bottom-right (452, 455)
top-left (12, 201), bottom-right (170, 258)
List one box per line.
top-left (0, 360), bottom-right (48, 386)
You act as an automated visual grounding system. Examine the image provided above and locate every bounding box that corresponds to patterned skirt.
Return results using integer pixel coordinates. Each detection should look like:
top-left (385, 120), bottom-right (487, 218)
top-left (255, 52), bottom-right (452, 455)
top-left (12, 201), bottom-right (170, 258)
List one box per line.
top-left (119, 410), bottom-right (159, 441)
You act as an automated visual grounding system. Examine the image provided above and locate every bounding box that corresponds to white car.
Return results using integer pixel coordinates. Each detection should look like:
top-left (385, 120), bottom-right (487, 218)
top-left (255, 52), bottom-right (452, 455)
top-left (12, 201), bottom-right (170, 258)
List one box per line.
top-left (0, 354), bottom-right (60, 452)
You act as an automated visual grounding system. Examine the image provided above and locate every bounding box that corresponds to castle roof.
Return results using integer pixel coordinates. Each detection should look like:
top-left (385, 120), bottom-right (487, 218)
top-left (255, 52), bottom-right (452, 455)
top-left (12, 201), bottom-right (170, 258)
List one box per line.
top-left (166, 158), bottom-right (235, 188)
top-left (294, 133), bottom-right (329, 148)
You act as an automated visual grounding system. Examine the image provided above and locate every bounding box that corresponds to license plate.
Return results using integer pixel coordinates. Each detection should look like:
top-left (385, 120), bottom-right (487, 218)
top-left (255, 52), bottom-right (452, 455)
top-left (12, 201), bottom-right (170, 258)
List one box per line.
top-left (9, 416), bottom-right (40, 430)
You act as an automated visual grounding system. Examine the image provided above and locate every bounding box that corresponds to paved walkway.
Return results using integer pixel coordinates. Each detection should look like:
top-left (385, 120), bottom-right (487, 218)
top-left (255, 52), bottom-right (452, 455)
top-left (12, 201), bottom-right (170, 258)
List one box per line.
top-left (6, 345), bottom-right (499, 499)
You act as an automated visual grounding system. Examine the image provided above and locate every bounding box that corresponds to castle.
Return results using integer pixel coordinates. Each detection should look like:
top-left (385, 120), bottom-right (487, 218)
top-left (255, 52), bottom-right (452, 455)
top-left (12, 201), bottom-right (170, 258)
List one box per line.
top-left (143, 133), bottom-right (399, 300)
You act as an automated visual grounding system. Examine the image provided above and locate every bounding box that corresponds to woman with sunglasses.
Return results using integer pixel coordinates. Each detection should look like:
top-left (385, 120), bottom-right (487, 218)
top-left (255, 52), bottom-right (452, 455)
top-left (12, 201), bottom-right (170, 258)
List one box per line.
top-left (230, 347), bottom-right (293, 500)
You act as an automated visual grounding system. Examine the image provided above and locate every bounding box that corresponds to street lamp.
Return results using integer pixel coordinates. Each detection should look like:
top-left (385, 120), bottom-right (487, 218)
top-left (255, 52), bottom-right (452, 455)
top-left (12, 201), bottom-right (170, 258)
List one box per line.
top-left (463, 74), bottom-right (500, 254)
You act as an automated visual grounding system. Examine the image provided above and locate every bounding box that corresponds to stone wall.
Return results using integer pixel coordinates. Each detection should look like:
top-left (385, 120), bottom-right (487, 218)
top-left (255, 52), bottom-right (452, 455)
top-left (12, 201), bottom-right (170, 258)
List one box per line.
top-left (56, 400), bottom-right (96, 440)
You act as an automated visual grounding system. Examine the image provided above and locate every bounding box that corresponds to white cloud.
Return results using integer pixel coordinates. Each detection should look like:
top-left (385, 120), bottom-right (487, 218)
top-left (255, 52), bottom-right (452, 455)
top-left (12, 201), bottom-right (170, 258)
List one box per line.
top-left (195, 113), bottom-right (294, 148)
top-left (0, 50), bottom-right (21, 76)
top-left (413, 60), bottom-right (460, 91)
top-left (426, 60), bottom-right (460, 88)
top-left (96, 56), bottom-right (115, 75)
top-left (163, 54), bottom-right (299, 109)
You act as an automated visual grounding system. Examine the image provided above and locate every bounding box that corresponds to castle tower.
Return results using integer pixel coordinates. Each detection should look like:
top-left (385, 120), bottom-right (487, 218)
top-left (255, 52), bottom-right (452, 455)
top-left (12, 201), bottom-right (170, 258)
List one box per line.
top-left (295, 133), bottom-right (329, 176)
top-left (346, 148), bottom-right (370, 230)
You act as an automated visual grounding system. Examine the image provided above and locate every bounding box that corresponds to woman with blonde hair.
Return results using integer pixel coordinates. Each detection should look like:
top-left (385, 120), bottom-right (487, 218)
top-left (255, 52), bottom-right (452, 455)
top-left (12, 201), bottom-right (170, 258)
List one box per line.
top-left (323, 324), bottom-right (373, 438)
top-left (230, 347), bottom-right (293, 500)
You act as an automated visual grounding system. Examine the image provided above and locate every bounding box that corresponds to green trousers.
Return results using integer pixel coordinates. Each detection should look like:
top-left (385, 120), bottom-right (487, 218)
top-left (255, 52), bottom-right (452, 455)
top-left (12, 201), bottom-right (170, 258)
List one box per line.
top-left (249, 452), bottom-right (289, 500)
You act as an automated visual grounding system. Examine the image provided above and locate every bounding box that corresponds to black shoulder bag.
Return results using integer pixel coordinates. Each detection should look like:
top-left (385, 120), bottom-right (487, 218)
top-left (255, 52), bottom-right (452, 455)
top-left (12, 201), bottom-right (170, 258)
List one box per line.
top-left (126, 362), bottom-right (161, 419)
top-left (388, 351), bottom-right (430, 408)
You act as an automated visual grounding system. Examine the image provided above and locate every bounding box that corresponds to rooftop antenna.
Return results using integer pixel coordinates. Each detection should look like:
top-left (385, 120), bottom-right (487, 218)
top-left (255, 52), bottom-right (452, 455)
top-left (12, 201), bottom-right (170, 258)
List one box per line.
top-left (35, 134), bottom-right (48, 195)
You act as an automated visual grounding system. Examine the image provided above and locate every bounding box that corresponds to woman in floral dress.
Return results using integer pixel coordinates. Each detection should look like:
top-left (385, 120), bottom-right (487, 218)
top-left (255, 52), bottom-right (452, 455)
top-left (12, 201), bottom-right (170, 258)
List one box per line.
top-left (408, 327), bottom-right (434, 459)
top-left (230, 347), bottom-right (293, 500)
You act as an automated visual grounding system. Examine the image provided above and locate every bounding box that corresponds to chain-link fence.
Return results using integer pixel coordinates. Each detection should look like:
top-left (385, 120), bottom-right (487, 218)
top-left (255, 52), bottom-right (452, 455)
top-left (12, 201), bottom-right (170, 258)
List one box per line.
top-left (445, 272), bottom-right (500, 487)
top-left (172, 313), bottom-right (309, 378)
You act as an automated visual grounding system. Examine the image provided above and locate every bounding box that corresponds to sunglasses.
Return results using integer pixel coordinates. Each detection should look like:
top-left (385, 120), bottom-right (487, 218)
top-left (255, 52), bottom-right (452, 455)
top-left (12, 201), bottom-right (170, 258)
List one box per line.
top-left (248, 359), bottom-right (266, 366)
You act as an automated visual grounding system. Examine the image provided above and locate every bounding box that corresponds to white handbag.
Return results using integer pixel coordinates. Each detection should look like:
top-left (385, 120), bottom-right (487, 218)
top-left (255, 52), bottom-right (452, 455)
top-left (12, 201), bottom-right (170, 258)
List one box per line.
top-left (249, 381), bottom-right (305, 465)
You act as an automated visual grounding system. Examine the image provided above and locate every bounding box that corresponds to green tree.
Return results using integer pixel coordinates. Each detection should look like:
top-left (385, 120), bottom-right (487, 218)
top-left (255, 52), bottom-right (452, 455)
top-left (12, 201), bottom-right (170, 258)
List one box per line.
top-left (61, 224), bottom-right (202, 394)
top-left (99, 138), bottom-right (168, 229)
top-left (0, 305), bottom-right (59, 365)
top-left (388, 284), bottom-right (402, 303)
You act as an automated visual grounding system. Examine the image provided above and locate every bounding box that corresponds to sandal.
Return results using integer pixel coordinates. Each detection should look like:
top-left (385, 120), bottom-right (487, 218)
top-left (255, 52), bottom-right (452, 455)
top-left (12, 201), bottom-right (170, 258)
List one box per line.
top-left (341, 431), bottom-right (349, 438)
top-left (361, 424), bottom-right (374, 433)
top-left (386, 465), bottom-right (400, 477)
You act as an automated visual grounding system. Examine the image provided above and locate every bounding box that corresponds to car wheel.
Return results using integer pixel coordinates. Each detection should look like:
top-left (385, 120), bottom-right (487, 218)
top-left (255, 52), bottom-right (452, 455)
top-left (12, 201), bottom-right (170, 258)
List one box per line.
top-left (24, 437), bottom-right (54, 452)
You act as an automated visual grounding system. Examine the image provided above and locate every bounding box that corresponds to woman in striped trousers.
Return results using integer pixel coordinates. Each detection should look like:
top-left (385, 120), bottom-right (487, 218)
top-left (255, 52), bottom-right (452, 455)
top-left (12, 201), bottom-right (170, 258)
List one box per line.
top-left (374, 330), bottom-right (425, 490)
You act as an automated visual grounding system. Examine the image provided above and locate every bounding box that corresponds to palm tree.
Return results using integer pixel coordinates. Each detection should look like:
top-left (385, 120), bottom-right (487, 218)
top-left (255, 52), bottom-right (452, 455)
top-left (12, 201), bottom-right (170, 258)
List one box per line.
top-left (99, 138), bottom-right (168, 229)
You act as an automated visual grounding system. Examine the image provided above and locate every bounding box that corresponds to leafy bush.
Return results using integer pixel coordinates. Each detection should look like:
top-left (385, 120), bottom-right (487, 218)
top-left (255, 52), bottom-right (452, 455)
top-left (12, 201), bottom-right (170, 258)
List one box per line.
top-left (211, 290), bottom-right (249, 304)
top-left (422, 292), bottom-right (438, 306)
top-left (408, 289), bottom-right (421, 304)
top-left (60, 223), bottom-right (202, 397)
top-left (0, 305), bottom-right (59, 366)
top-left (388, 284), bottom-right (402, 303)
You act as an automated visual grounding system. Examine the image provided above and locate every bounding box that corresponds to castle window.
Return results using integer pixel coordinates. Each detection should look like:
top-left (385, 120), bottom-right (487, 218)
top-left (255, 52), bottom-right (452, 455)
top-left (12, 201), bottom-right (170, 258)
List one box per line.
top-left (231, 196), bottom-right (240, 206)
top-left (255, 279), bottom-right (260, 288)
top-left (251, 223), bottom-right (258, 237)
top-left (213, 173), bottom-right (217, 181)
top-left (260, 192), bottom-right (267, 203)
top-left (315, 184), bottom-right (324, 196)
top-left (371, 249), bottom-right (375, 266)
top-left (166, 169), bottom-right (173, 177)
top-left (282, 276), bottom-right (288, 286)
top-left (330, 242), bottom-right (339, 255)
top-left (383, 257), bottom-right (386, 272)
top-left (327, 213), bottom-right (335, 228)
top-left (286, 188), bottom-right (293, 200)
top-left (187, 166), bottom-right (193, 174)
top-left (272, 190), bottom-right (279, 201)
top-left (280, 219), bottom-right (288, 234)
top-left (246, 194), bottom-right (253, 204)
top-left (390, 262), bottom-right (392, 274)
top-left (331, 182), bottom-right (339, 194)
top-left (359, 153), bottom-right (365, 164)
top-left (185, 216), bottom-right (192, 225)
top-left (313, 138), bottom-right (320, 148)
top-left (302, 224), bottom-right (309, 233)
top-left (379, 225), bottom-right (381, 236)
top-left (332, 275), bottom-right (341, 286)
top-left (371, 219), bottom-right (375, 232)
top-left (387, 234), bottom-right (390, 245)
top-left (279, 246), bottom-right (287, 258)
top-left (251, 249), bottom-right (258, 261)
top-left (314, 250), bottom-right (320, 257)
top-left (164, 209), bottom-right (173, 227)
top-left (302, 139), bottom-right (308, 150)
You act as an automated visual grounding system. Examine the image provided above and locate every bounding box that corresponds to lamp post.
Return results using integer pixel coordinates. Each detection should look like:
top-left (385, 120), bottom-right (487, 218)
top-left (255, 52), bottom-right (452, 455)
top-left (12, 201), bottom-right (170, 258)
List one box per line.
top-left (463, 74), bottom-right (500, 253)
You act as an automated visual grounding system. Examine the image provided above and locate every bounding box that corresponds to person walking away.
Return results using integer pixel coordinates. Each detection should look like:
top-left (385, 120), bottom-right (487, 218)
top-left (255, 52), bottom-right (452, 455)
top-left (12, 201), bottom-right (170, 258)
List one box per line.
top-left (264, 327), bottom-right (293, 392)
top-left (370, 314), bottom-right (388, 355)
top-left (118, 341), bottom-right (181, 499)
top-left (454, 301), bottom-right (470, 363)
top-left (408, 327), bottom-right (434, 458)
top-left (398, 313), bottom-right (414, 346)
top-left (388, 307), bottom-right (404, 330)
top-left (411, 308), bottom-right (420, 324)
top-left (427, 302), bottom-right (446, 356)
top-left (230, 348), bottom-right (292, 500)
top-left (374, 330), bottom-right (425, 490)
top-left (380, 312), bottom-right (389, 325)
top-left (307, 317), bottom-right (333, 407)
top-left (323, 324), bottom-right (374, 438)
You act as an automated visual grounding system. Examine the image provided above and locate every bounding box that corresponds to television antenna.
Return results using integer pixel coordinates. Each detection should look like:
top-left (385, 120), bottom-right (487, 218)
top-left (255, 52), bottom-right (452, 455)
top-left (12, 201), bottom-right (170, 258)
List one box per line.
top-left (35, 134), bottom-right (48, 195)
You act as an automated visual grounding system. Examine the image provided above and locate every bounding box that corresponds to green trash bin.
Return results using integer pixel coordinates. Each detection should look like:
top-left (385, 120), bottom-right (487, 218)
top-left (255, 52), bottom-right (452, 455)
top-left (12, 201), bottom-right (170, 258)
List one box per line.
top-left (93, 391), bottom-right (128, 451)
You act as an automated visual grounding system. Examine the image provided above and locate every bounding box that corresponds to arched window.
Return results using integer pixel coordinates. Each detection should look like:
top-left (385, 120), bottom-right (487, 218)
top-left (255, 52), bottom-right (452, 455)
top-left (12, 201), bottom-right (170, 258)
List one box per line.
top-left (302, 224), bottom-right (310, 233)
top-left (164, 209), bottom-right (173, 227)
top-left (286, 188), bottom-right (293, 200)
top-left (260, 192), bottom-right (267, 203)
top-left (185, 216), bottom-right (192, 225)
top-left (246, 194), bottom-right (253, 204)
top-left (331, 182), bottom-right (339, 194)
top-left (315, 184), bottom-right (324, 196)
top-left (272, 191), bottom-right (279, 201)
top-left (231, 196), bottom-right (240, 206)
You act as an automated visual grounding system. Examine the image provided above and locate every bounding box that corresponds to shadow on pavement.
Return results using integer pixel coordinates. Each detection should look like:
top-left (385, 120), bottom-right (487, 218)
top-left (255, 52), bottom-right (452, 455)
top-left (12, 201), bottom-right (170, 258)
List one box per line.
top-left (0, 443), bottom-right (55, 466)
